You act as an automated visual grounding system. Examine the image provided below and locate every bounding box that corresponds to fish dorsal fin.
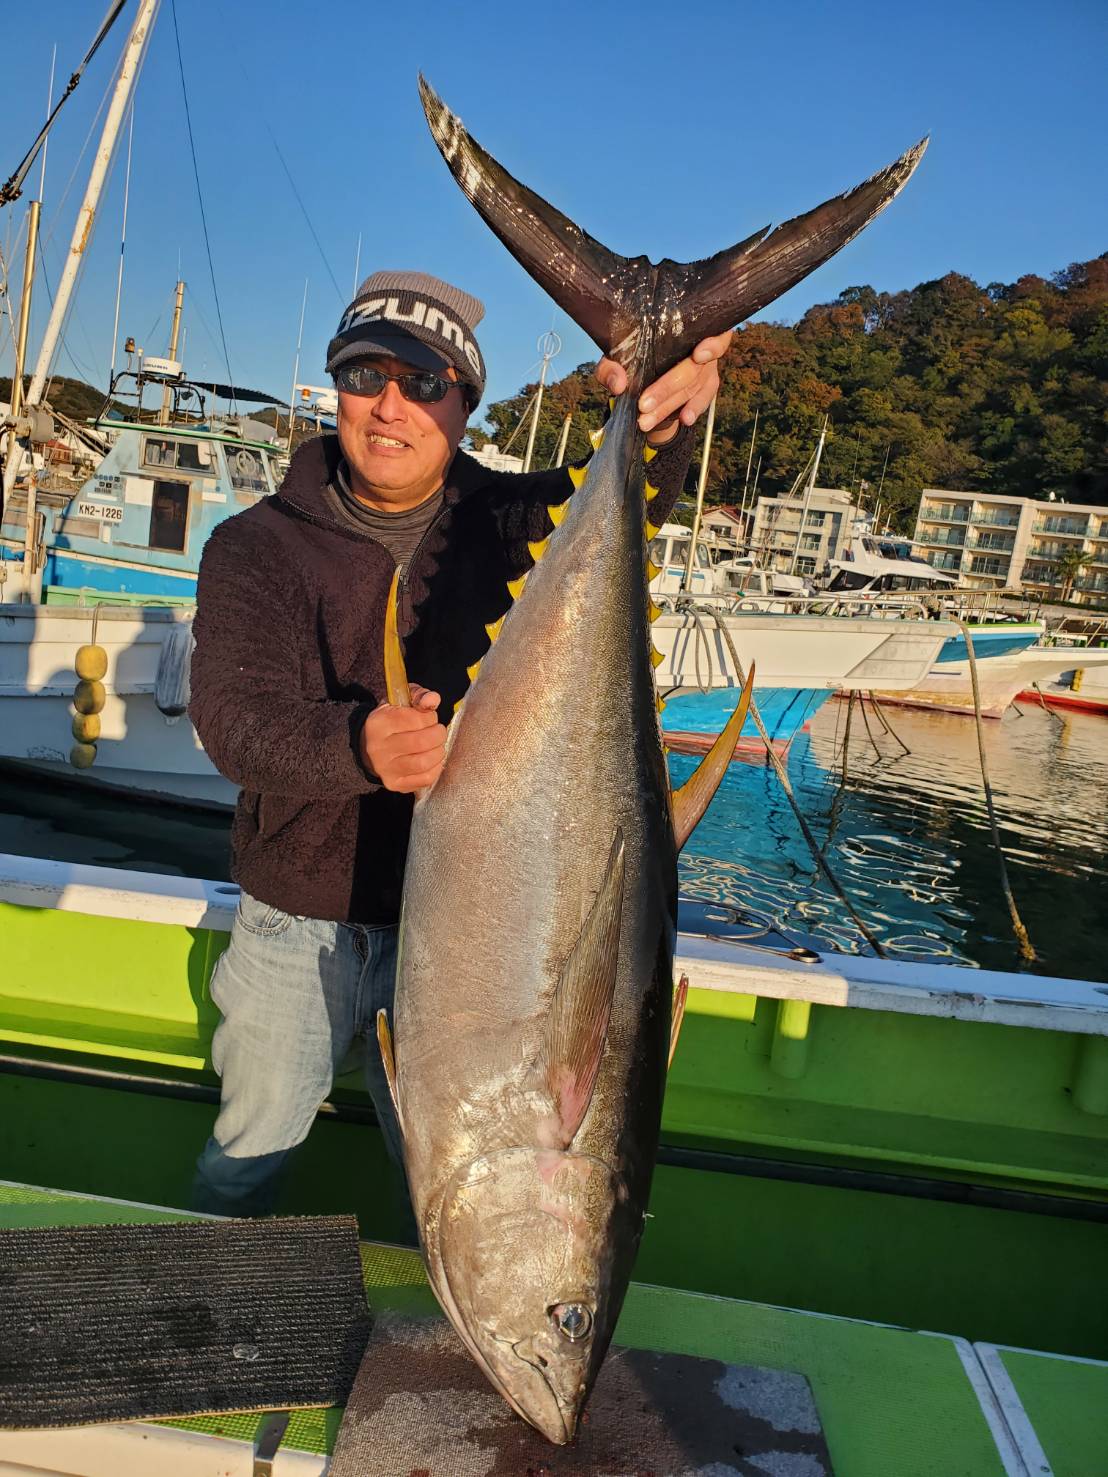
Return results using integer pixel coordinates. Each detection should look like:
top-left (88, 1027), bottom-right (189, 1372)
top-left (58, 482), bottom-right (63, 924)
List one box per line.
top-left (542, 831), bottom-right (626, 1146)
top-left (375, 1008), bottom-right (405, 1139)
top-left (671, 665), bottom-right (756, 850)
top-left (384, 568), bottom-right (412, 708)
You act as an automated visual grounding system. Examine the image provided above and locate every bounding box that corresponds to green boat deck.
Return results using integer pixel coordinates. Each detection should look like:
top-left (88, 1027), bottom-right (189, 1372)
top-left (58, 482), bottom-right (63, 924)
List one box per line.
top-left (1, 1181), bottom-right (1076, 1477)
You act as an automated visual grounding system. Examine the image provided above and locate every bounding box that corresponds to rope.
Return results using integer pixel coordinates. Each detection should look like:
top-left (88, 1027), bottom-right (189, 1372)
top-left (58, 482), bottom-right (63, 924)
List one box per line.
top-left (866, 691), bottom-right (912, 755)
top-left (957, 619), bottom-right (1036, 964)
top-left (684, 603), bottom-right (889, 958)
top-left (170, 0), bottom-right (235, 404)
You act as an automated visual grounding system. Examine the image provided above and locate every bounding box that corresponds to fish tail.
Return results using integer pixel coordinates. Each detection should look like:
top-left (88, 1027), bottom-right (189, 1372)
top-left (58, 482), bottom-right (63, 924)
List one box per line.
top-left (419, 75), bottom-right (926, 385)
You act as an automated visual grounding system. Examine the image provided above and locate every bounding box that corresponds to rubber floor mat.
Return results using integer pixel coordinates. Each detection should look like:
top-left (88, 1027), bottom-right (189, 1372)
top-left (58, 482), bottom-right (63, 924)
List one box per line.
top-left (329, 1310), bottom-right (833, 1476)
top-left (0, 1216), bottom-right (370, 1428)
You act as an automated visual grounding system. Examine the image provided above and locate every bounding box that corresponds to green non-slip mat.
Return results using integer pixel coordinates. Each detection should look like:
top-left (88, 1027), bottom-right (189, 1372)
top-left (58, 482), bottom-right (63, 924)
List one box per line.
top-left (329, 1310), bottom-right (834, 1476)
top-left (0, 1215), bottom-right (371, 1428)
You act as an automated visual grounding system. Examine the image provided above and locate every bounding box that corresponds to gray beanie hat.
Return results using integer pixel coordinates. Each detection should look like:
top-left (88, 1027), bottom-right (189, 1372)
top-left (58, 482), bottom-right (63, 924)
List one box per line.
top-left (326, 270), bottom-right (486, 406)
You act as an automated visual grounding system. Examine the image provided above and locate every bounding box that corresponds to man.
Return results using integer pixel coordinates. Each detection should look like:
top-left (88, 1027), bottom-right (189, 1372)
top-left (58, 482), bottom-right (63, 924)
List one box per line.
top-left (189, 270), bottom-right (730, 1221)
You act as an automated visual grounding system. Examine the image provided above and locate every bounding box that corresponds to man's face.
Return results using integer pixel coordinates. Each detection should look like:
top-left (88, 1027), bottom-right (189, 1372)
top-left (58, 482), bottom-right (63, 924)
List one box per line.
top-left (336, 353), bottom-right (470, 511)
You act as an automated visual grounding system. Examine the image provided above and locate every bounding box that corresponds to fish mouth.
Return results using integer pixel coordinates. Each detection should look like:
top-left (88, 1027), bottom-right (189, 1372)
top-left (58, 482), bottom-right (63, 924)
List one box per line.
top-left (491, 1335), bottom-right (579, 1445)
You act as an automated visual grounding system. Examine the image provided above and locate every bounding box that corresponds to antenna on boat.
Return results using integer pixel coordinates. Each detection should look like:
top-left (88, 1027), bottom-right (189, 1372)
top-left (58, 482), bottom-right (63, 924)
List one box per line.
top-left (521, 330), bottom-right (560, 474)
top-left (108, 97), bottom-right (136, 388)
top-left (286, 278), bottom-right (309, 453)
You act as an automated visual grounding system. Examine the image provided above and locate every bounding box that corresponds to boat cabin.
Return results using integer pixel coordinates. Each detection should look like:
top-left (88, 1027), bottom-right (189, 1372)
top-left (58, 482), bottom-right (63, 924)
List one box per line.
top-left (826, 534), bottom-right (958, 595)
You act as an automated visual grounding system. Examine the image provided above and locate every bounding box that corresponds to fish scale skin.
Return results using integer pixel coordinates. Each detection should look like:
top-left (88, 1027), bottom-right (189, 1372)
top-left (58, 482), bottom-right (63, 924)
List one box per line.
top-left (393, 394), bottom-right (674, 1396)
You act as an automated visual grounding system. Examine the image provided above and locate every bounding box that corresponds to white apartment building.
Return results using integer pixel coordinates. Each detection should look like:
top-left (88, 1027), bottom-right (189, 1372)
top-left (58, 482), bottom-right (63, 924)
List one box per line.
top-left (914, 490), bottom-right (1108, 605)
top-left (750, 488), bottom-right (859, 577)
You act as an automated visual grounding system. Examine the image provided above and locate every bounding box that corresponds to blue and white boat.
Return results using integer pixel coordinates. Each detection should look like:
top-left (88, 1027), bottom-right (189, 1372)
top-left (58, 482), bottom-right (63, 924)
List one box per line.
top-left (1, 367), bottom-right (288, 606)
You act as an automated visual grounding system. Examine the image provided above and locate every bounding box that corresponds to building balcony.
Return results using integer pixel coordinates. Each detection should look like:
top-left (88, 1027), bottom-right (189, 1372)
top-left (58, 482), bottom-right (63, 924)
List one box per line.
top-left (929, 553), bottom-right (963, 573)
top-left (971, 510), bottom-right (1021, 528)
top-left (916, 530), bottom-right (967, 547)
top-left (967, 534), bottom-right (1015, 553)
top-left (919, 505), bottom-right (970, 524)
top-left (1033, 519), bottom-right (1090, 537)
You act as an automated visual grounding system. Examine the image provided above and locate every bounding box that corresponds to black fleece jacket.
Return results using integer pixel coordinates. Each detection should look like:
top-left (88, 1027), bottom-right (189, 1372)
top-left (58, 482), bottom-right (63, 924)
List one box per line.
top-left (189, 427), bottom-right (693, 924)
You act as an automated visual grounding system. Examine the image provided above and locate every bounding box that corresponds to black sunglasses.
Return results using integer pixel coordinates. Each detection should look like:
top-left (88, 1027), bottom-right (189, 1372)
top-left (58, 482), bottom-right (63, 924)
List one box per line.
top-left (335, 363), bottom-right (466, 405)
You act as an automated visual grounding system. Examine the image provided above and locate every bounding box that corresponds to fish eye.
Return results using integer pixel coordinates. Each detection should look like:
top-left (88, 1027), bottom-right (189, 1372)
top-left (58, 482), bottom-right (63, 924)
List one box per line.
top-left (550, 1302), bottom-right (593, 1342)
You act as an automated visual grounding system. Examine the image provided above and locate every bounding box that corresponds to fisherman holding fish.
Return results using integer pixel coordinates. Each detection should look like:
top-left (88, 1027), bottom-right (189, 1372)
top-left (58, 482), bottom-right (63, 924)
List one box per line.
top-left (188, 269), bottom-right (730, 1219)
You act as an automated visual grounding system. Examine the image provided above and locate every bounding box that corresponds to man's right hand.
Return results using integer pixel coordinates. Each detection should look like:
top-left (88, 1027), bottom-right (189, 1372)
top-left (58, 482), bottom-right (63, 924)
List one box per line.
top-left (360, 685), bottom-right (446, 792)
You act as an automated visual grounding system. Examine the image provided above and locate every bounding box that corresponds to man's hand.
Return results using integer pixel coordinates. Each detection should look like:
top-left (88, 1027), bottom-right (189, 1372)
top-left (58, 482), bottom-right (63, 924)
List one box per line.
top-left (595, 330), bottom-right (733, 446)
top-left (361, 684), bottom-right (445, 793)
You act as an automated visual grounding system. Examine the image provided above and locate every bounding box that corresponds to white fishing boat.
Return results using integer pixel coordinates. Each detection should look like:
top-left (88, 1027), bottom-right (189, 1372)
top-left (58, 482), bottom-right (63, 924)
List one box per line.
top-left (0, 598), bottom-right (956, 807)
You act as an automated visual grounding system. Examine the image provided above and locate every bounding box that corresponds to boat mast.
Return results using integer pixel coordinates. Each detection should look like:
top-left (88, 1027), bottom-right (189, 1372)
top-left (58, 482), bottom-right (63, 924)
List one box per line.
top-left (3, 0), bottom-right (159, 527)
top-left (681, 393), bottom-right (717, 593)
top-left (789, 415), bottom-right (828, 576)
top-left (157, 278), bottom-right (185, 425)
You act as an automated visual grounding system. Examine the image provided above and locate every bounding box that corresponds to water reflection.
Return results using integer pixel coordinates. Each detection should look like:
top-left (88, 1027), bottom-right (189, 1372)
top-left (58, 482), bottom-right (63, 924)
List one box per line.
top-left (674, 701), bottom-right (1108, 981)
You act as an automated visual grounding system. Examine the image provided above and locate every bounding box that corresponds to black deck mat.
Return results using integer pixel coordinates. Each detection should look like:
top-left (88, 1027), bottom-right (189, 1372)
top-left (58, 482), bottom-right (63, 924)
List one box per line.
top-left (329, 1311), bottom-right (833, 1476)
top-left (0, 1216), bottom-right (371, 1428)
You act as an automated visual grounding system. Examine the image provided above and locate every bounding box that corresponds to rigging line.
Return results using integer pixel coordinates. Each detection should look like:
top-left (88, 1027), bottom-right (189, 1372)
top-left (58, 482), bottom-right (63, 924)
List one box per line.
top-left (39, 46), bottom-right (117, 257)
top-left (170, 0), bottom-right (235, 405)
top-left (692, 606), bottom-right (889, 958)
top-left (957, 618), bottom-right (1036, 964)
top-left (34, 231), bottom-right (101, 394)
top-left (234, 58), bottom-right (344, 304)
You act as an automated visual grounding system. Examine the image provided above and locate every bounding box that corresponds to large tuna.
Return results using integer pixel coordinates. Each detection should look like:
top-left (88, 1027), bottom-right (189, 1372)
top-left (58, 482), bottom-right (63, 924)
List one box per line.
top-left (376, 78), bottom-right (925, 1443)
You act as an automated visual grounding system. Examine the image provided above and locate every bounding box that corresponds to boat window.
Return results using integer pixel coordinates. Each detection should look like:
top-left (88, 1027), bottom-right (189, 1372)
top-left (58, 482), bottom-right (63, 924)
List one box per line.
top-left (649, 537), bottom-right (669, 566)
top-left (149, 480), bottom-right (189, 553)
top-left (142, 436), bottom-right (214, 473)
top-left (696, 543), bottom-right (711, 569)
top-left (827, 568), bottom-right (871, 592)
top-left (227, 445), bottom-right (270, 499)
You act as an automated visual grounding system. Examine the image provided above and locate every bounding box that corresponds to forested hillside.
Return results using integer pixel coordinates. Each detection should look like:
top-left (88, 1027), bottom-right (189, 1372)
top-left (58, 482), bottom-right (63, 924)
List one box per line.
top-left (472, 255), bottom-right (1108, 528)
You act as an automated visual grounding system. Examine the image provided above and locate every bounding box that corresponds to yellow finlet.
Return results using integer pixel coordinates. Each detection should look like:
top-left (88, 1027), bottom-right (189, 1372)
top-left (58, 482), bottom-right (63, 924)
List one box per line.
top-left (453, 697), bottom-right (464, 715)
top-left (668, 975), bottom-right (690, 1070)
top-left (645, 519), bottom-right (661, 541)
top-left (645, 480), bottom-right (660, 502)
top-left (485, 616), bottom-right (505, 642)
top-left (507, 573), bottom-right (528, 600)
top-left (650, 646), bottom-right (665, 669)
top-left (646, 559), bottom-right (662, 580)
top-left (656, 693), bottom-right (666, 715)
top-left (547, 502), bottom-right (567, 526)
top-left (608, 396), bottom-right (616, 412)
top-left (528, 535), bottom-right (551, 561)
top-left (568, 463), bottom-right (587, 489)
top-left (648, 599), bottom-right (662, 622)
top-left (589, 426), bottom-right (604, 450)
top-left (466, 660), bottom-right (481, 682)
top-left (383, 569), bottom-right (412, 708)
top-left (376, 1009), bottom-right (405, 1136)
top-left (643, 444), bottom-right (659, 464)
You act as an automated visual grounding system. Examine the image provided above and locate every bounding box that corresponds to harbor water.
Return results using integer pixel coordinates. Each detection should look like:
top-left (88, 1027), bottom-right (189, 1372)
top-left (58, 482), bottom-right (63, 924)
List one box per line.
top-left (2, 699), bottom-right (1106, 984)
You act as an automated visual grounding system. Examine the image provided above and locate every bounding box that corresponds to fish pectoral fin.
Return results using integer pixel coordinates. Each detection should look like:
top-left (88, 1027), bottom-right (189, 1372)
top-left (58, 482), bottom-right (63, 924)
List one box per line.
top-left (670, 664), bottom-right (756, 850)
top-left (668, 974), bottom-right (690, 1070)
top-left (384, 569), bottom-right (412, 708)
top-left (543, 831), bottom-right (626, 1145)
top-left (375, 1008), bottom-right (405, 1139)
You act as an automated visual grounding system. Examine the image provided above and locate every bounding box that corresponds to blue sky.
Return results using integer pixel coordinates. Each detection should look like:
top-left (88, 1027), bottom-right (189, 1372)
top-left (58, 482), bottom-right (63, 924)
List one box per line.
top-left (2, 0), bottom-right (1105, 424)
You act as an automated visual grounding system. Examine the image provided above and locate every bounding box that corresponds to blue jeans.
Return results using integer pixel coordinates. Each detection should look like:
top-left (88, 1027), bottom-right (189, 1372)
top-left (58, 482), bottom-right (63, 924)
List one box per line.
top-left (191, 890), bottom-right (408, 1221)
